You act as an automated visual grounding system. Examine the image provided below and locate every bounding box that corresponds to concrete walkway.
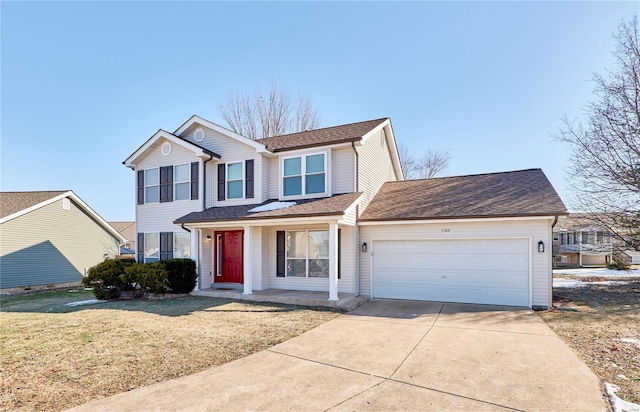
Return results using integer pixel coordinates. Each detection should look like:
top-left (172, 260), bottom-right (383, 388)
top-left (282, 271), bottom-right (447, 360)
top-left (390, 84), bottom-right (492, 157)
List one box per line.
top-left (68, 300), bottom-right (607, 411)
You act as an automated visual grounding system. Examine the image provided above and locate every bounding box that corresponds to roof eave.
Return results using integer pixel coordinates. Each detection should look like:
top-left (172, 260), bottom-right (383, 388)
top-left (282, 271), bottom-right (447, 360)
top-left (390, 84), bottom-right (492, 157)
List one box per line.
top-left (359, 211), bottom-right (569, 223)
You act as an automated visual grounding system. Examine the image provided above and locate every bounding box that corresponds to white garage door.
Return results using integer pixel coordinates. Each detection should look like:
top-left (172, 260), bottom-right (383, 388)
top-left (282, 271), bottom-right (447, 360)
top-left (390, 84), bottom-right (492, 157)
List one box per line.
top-left (372, 239), bottom-right (529, 306)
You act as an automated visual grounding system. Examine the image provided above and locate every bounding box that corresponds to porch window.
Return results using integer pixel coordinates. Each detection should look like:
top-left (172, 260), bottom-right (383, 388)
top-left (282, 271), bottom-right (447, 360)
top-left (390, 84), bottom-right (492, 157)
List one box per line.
top-left (285, 230), bottom-right (329, 278)
top-left (144, 233), bottom-right (159, 262)
top-left (227, 162), bottom-right (243, 199)
top-left (173, 232), bottom-right (190, 258)
top-left (283, 153), bottom-right (326, 197)
top-left (145, 168), bottom-right (159, 203)
top-left (174, 164), bottom-right (190, 201)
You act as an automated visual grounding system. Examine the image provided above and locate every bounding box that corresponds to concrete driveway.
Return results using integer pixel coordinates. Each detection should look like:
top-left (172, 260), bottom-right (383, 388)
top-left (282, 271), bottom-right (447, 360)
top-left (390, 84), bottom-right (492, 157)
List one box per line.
top-left (69, 300), bottom-right (607, 411)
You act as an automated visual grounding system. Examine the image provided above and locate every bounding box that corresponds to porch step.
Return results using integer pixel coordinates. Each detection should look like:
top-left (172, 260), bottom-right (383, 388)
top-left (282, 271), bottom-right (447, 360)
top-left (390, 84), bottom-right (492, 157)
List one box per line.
top-left (190, 288), bottom-right (369, 312)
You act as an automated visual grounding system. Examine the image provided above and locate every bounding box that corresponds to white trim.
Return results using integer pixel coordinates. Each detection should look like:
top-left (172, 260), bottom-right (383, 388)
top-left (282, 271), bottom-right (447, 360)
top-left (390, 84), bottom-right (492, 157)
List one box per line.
top-left (243, 226), bottom-right (253, 295)
top-left (0, 191), bottom-right (125, 243)
top-left (226, 161), bottom-right (245, 200)
top-left (358, 215), bottom-right (558, 226)
top-left (280, 149), bottom-right (331, 200)
top-left (123, 129), bottom-right (213, 168)
top-left (369, 236), bottom-right (533, 308)
top-left (328, 223), bottom-right (339, 301)
top-left (174, 115), bottom-right (269, 154)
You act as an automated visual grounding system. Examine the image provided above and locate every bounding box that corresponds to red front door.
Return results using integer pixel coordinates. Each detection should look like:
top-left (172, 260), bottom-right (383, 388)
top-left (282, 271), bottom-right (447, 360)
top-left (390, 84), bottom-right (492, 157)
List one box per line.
top-left (215, 230), bottom-right (243, 284)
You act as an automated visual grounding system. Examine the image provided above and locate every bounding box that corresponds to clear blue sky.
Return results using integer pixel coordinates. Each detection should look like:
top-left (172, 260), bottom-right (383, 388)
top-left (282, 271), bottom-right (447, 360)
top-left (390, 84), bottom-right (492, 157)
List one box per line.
top-left (2, 1), bottom-right (637, 221)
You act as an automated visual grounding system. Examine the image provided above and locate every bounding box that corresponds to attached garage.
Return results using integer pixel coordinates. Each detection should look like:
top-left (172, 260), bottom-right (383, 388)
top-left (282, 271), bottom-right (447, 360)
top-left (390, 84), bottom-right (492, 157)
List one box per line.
top-left (358, 169), bottom-right (569, 309)
top-left (372, 238), bottom-right (529, 306)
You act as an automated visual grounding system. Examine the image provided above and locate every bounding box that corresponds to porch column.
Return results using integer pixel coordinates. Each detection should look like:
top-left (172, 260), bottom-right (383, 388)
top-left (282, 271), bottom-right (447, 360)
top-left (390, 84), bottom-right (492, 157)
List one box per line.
top-left (191, 229), bottom-right (199, 291)
top-left (328, 222), bottom-right (339, 301)
top-left (243, 225), bottom-right (253, 295)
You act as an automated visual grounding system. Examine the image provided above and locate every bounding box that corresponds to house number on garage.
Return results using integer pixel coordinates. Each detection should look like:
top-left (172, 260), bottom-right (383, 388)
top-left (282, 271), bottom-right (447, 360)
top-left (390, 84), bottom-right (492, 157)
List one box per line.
top-left (441, 228), bottom-right (451, 232)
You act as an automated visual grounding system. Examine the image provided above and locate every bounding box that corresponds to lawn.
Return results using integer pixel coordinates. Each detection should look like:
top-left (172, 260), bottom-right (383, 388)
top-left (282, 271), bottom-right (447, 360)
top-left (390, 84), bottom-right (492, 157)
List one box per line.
top-left (538, 271), bottom-right (640, 406)
top-left (0, 290), bottom-right (340, 411)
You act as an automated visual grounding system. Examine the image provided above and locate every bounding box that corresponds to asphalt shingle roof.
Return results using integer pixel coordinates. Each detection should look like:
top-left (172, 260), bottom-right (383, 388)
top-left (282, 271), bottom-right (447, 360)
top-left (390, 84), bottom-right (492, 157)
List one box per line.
top-left (175, 192), bottom-right (362, 224)
top-left (359, 169), bottom-right (568, 221)
top-left (108, 221), bottom-right (136, 241)
top-left (257, 118), bottom-right (388, 152)
top-left (0, 191), bottom-right (69, 219)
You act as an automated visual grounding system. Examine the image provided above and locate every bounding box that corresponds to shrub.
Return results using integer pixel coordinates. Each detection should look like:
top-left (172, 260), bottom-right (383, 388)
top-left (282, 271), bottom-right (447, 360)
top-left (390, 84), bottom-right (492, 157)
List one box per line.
top-left (137, 263), bottom-right (169, 295)
top-left (93, 286), bottom-right (121, 300)
top-left (608, 256), bottom-right (630, 270)
top-left (83, 259), bottom-right (130, 299)
top-left (160, 259), bottom-right (197, 293)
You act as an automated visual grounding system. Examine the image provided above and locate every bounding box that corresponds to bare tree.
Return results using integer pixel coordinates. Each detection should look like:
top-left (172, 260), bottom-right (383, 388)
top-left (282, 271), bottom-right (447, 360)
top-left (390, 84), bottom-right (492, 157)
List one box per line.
top-left (217, 82), bottom-right (322, 139)
top-left (398, 143), bottom-right (451, 179)
top-left (555, 15), bottom-right (640, 259)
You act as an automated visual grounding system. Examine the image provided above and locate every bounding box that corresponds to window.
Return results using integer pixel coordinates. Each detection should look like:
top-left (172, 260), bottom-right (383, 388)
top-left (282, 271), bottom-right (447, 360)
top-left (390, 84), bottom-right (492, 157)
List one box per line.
top-left (144, 233), bottom-right (159, 262)
top-left (285, 230), bottom-right (329, 278)
top-left (174, 164), bottom-right (190, 201)
top-left (145, 168), bottom-right (159, 203)
top-left (227, 162), bottom-right (243, 199)
top-left (173, 232), bottom-right (190, 258)
top-left (283, 153), bottom-right (326, 197)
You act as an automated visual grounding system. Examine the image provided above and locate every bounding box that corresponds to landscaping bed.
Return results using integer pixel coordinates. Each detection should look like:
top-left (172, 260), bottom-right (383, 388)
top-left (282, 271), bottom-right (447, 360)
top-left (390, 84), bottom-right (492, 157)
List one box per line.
top-left (0, 290), bottom-right (340, 411)
top-left (538, 270), bottom-right (640, 406)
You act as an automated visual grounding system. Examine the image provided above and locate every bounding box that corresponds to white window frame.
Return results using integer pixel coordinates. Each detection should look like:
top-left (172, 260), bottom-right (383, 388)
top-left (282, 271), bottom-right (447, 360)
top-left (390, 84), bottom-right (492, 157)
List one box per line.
top-left (173, 231), bottom-right (191, 258)
top-left (280, 149), bottom-right (329, 200)
top-left (174, 163), bottom-right (191, 201)
top-left (144, 168), bottom-right (159, 203)
top-left (144, 232), bottom-right (159, 263)
top-left (226, 161), bottom-right (244, 200)
top-left (285, 229), bottom-right (330, 278)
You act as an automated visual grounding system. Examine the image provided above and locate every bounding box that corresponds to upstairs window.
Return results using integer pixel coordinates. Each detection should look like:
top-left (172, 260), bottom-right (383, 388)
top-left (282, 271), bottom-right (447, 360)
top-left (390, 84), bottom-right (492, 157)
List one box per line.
top-left (227, 162), bottom-right (243, 199)
top-left (174, 164), bottom-right (190, 201)
top-left (283, 153), bottom-right (326, 197)
top-left (145, 168), bottom-right (159, 203)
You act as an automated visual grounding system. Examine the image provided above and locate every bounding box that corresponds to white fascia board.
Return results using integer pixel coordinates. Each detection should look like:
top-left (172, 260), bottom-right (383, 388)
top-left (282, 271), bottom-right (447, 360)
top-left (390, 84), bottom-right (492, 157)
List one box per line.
top-left (359, 118), bottom-right (404, 181)
top-left (180, 215), bottom-right (342, 229)
top-left (0, 191), bottom-right (126, 243)
top-left (358, 215), bottom-right (558, 226)
top-left (360, 118), bottom-right (389, 142)
top-left (275, 142), bottom-right (354, 156)
top-left (123, 130), bottom-right (213, 169)
top-left (174, 115), bottom-right (269, 154)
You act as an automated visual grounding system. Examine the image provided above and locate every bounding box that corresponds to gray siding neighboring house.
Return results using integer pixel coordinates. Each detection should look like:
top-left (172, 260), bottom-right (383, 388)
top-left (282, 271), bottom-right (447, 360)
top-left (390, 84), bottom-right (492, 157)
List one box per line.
top-left (0, 191), bottom-right (124, 290)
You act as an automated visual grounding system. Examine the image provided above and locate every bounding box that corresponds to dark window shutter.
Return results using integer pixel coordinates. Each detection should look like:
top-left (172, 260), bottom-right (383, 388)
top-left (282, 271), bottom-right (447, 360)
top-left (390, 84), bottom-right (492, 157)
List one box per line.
top-left (160, 166), bottom-right (173, 203)
top-left (338, 229), bottom-right (341, 279)
top-left (245, 159), bottom-right (254, 199)
top-left (276, 231), bottom-right (285, 277)
top-left (160, 232), bottom-right (173, 261)
top-left (217, 163), bottom-right (226, 201)
top-left (137, 170), bottom-right (144, 205)
top-left (191, 162), bottom-right (199, 200)
top-left (137, 233), bottom-right (144, 263)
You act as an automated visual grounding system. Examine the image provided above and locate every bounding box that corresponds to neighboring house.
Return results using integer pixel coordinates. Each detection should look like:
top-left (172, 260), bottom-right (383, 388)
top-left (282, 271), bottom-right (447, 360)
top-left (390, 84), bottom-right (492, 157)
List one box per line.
top-left (0, 191), bottom-right (124, 289)
top-left (553, 214), bottom-right (614, 267)
top-left (124, 115), bottom-right (567, 308)
top-left (108, 221), bottom-right (136, 255)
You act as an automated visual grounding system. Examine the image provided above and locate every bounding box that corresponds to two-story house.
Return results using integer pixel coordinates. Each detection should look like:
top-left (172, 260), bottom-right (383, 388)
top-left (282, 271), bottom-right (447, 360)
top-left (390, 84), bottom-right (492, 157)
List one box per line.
top-left (124, 115), bottom-right (567, 309)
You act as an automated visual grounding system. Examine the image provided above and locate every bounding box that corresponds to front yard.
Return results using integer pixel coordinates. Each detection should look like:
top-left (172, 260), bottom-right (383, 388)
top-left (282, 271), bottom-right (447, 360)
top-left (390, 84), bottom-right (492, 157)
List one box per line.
top-left (0, 290), bottom-right (340, 411)
top-left (538, 269), bottom-right (640, 406)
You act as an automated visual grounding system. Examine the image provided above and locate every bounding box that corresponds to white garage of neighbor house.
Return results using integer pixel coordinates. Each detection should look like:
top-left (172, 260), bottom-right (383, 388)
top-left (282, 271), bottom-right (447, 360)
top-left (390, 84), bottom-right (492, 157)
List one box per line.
top-left (358, 171), bottom-right (568, 309)
top-left (0, 191), bottom-right (125, 290)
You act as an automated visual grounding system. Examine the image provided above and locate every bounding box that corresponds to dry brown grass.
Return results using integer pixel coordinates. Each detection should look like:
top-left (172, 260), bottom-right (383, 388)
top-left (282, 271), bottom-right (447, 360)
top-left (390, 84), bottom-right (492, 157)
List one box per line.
top-left (0, 290), bottom-right (340, 411)
top-left (538, 277), bottom-right (640, 405)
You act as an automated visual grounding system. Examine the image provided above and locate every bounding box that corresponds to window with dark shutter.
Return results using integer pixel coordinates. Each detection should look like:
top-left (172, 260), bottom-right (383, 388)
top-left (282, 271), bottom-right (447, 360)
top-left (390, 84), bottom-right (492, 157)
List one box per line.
top-left (137, 170), bottom-right (144, 205)
top-left (218, 163), bottom-right (225, 201)
top-left (245, 159), bottom-right (254, 199)
top-left (160, 232), bottom-right (173, 261)
top-left (191, 162), bottom-right (199, 200)
top-left (159, 166), bottom-right (173, 203)
top-left (276, 231), bottom-right (285, 277)
top-left (137, 233), bottom-right (144, 263)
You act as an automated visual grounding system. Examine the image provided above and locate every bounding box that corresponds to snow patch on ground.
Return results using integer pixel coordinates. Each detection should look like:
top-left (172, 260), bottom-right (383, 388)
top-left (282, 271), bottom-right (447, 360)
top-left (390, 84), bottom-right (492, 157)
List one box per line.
top-left (248, 202), bottom-right (296, 213)
top-left (65, 299), bottom-right (106, 307)
top-left (553, 268), bottom-right (640, 277)
top-left (604, 383), bottom-right (640, 412)
top-left (620, 338), bottom-right (640, 349)
top-left (553, 279), bottom-right (629, 288)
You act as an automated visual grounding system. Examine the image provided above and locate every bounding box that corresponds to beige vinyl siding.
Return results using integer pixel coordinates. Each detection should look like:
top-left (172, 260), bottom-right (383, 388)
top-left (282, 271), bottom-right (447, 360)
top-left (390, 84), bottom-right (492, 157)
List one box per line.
top-left (0, 198), bottom-right (120, 289)
top-left (201, 228), bottom-right (214, 289)
top-left (261, 157), bottom-right (269, 202)
top-left (332, 147), bottom-right (355, 194)
top-left (268, 156), bottom-right (279, 199)
top-left (264, 225), bottom-right (356, 293)
top-left (359, 218), bottom-right (554, 307)
top-left (357, 128), bottom-right (398, 216)
top-left (179, 124), bottom-right (265, 206)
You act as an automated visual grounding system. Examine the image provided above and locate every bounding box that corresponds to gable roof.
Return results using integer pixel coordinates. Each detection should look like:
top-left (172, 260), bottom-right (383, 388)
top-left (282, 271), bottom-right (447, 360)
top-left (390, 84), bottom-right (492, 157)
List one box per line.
top-left (175, 192), bottom-right (362, 224)
top-left (359, 169), bottom-right (568, 221)
top-left (108, 221), bottom-right (136, 241)
top-left (0, 191), bottom-right (125, 242)
top-left (174, 115), bottom-right (270, 154)
top-left (123, 129), bottom-right (220, 168)
top-left (257, 118), bottom-right (389, 152)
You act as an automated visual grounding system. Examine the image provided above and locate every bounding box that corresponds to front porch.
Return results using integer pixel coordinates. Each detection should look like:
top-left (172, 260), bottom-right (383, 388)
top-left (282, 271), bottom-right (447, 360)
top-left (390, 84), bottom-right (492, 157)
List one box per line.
top-left (191, 287), bottom-right (369, 312)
